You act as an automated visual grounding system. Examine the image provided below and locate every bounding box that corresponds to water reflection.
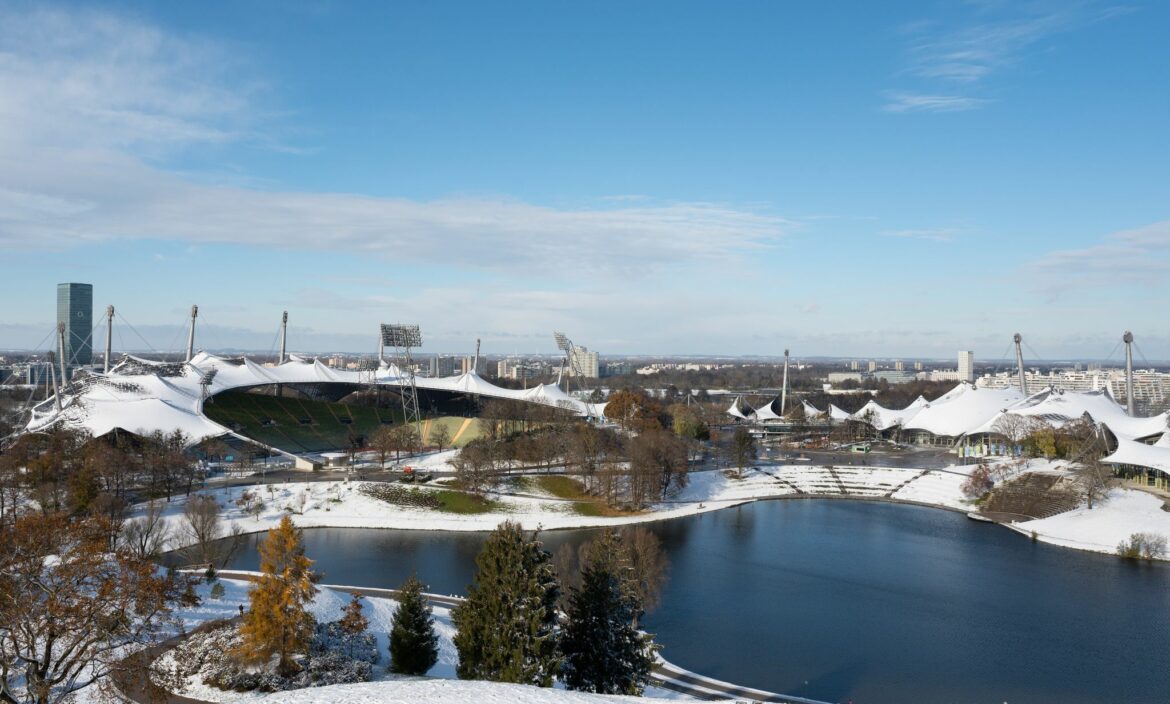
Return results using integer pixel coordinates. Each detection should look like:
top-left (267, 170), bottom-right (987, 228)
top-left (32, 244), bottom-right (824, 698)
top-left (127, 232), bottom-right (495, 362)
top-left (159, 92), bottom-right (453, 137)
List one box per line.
top-left (216, 500), bottom-right (1170, 704)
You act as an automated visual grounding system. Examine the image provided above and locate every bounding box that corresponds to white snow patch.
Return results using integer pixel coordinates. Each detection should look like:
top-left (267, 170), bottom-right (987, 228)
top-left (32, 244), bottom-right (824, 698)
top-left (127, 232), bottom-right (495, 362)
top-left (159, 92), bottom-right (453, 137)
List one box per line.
top-left (1017, 488), bottom-right (1170, 555)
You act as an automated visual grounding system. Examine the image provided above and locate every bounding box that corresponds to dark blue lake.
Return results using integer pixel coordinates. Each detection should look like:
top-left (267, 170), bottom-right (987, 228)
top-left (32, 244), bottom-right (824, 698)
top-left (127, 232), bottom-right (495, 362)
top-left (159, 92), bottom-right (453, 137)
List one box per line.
top-left (222, 500), bottom-right (1170, 704)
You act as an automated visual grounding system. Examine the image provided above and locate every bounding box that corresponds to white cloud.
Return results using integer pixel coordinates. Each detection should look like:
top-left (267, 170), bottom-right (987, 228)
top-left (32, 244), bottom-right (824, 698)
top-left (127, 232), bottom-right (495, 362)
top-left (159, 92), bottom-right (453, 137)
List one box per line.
top-left (881, 92), bottom-right (988, 113)
top-left (0, 5), bottom-right (790, 280)
top-left (1032, 220), bottom-right (1170, 293)
top-left (884, 2), bottom-right (1127, 113)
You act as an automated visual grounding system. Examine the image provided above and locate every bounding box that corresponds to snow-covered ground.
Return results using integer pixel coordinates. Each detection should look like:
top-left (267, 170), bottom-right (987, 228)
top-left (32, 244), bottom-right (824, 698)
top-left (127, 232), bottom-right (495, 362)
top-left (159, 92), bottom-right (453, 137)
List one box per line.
top-left (148, 463), bottom-right (984, 552)
top-left (254, 679), bottom-right (693, 704)
top-left (157, 578), bottom-right (698, 703)
top-left (135, 456), bottom-right (1170, 562)
top-left (1017, 488), bottom-right (1170, 555)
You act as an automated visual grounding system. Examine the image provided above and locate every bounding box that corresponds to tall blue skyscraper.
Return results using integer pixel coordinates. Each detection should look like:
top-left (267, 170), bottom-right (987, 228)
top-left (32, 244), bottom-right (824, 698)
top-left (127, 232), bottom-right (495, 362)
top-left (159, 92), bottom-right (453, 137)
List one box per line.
top-left (57, 283), bottom-right (93, 366)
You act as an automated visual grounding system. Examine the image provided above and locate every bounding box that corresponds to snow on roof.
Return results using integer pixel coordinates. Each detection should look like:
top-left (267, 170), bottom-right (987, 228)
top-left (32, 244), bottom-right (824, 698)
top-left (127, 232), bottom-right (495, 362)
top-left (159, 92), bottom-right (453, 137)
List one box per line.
top-left (850, 396), bottom-right (927, 432)
top-left (829, 404), bottom-right (852, 421)
top-left (752, 399), bottom-right (783, 422)
top-left (902, 384), bottom-right (1025, 438)
top-left (726, 396), bottom-right (750, 420)
top-left (967, 387), bottom-right (1168, 440)
top-left (26, 352), bottom-right (598, 447)
top-left (1104, 435), bottom-right (1170, 476)
top-left (801, 400), bottom-right (826, 418)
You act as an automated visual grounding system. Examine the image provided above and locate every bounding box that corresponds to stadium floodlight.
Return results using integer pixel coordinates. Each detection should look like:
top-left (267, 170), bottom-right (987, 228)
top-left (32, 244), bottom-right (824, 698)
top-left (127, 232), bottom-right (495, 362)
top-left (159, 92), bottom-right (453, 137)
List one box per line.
top-left (357, 358), bottom-right (380, 372)
top-left (553, 332), bottom-right (571, 352)
top-left (199, 369), bottom-right (218, 386)
top-left (381, 324), bottom-right (422, 348)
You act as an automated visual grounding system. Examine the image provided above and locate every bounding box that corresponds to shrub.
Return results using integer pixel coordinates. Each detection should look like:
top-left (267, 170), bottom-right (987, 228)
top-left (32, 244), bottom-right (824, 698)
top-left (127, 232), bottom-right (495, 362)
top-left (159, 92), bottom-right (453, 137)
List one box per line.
top-left (358, 483), bottom-right (441, 509)
top-left (1117, 532), bottom-right (1168, 561)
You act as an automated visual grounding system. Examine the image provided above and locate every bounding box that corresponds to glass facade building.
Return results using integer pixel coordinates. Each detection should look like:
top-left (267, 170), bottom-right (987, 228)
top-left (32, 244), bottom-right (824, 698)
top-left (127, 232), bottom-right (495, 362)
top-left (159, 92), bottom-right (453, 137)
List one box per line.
top-left (57, 283), bottom-right (93, 367)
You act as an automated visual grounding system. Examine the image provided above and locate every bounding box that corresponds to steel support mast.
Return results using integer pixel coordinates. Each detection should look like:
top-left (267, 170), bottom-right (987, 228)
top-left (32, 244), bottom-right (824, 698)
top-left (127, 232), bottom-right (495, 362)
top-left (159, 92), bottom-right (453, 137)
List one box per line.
top-left (56, 322), bottom-right (69, 389)
top-left (185, 305), bottom-right (198, 363)
top-left (1014, 333), bottom-right (1027, 396)
top-left (279, 311), bottom-right (289, 364)
top-left (1124, 331), bottom-right (1135, 416)
top-left (104, 305), bottom-right (114, 374)
top-left (780, 348), bottom-right (790, 416)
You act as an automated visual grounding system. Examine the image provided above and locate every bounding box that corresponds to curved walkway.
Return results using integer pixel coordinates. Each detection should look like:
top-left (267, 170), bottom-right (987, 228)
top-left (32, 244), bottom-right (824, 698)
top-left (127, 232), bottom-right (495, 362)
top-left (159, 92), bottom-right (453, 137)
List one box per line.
top-left (117, 570), bottom-right (831, 704)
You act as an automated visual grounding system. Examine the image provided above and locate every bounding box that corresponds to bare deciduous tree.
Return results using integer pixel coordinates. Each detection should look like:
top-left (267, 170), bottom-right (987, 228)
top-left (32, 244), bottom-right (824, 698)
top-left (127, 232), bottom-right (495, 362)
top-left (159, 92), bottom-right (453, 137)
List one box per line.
top-left (1072, 459), bottom-right (1114, 509)
top-left (180, 494), bottom-right (243, 567)
top-left (121, 500), bottom-right (171, 560)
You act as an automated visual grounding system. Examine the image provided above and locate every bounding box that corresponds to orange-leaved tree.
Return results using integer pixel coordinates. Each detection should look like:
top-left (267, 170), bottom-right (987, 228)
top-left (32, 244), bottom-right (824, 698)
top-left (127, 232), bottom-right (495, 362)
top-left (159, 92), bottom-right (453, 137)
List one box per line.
top-left (235, 515), bottom-right (318, 675)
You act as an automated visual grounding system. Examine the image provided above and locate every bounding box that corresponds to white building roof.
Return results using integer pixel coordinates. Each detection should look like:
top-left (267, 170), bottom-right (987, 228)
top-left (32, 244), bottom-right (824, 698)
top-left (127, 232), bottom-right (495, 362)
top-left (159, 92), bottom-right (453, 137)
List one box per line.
top-left (850, 395), bottom-right (928, 432)
top-left (1104, 435), bottom-right (1170, 476)
top-left (726, 397), bottom-right (750, 420)
top-left (902, 384), bottom-right (1025, 438)
top-left (752, 399), bottom-right (783, 422)
top-left (26, 352), bottom-right (601, 447)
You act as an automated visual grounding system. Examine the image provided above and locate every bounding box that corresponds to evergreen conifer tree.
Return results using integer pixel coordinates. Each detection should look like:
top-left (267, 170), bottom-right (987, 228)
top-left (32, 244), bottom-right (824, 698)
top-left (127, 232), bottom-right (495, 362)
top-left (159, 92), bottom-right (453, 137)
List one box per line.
top-left (235, 515), bottom-right (318, 676)
top-left (560, 532), bottom-right (655, 694)
top-left (452, 520), bottom-right (561, 686)
top-left (389, 574), bottom-right (439, 675)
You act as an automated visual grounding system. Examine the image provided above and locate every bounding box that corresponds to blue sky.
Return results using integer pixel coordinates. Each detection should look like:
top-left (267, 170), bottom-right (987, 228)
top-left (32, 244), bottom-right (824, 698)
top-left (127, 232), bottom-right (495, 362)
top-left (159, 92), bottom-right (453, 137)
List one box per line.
top-left (1, 0), bottom-right (1168, 360)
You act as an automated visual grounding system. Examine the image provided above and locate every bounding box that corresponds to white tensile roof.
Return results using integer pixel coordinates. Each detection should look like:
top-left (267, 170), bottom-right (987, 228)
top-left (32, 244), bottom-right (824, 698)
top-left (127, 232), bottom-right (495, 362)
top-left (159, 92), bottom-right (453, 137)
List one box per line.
top-left (726, 397), bottom-right (750, 420)
top-left (1104, 435), bottom-right (1170, 476)
top-left (26, 352), bottom-right (603, 447)
top-left (970, 388), bottom-right (1168, 441)
top-left (752, 399), bottom-right (783, 422)
top-left (850, 395), bottom-right (929, 432)
top-left (801, 400), bottom-right (826, 418)
top-left (902, 385), bottom-right (1025, 438)
top-left (828, 404), bottom-right (852, 421)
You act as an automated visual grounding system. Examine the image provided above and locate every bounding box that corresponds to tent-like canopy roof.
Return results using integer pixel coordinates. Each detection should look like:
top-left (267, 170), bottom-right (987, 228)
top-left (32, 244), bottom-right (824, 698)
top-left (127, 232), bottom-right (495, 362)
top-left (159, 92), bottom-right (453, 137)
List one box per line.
top-left (25, 351), bottom-right (603, 448)
top-left (850, 396), bottom-right (928, 432)
top-left (752, 399), bottom-right (783, 422)
top-left (902, 385), bottom-right (1025, 438)
top-left (726, 397), bottom-right (750, 420)
top-left (1104, 435), bottom-right (1170, 476)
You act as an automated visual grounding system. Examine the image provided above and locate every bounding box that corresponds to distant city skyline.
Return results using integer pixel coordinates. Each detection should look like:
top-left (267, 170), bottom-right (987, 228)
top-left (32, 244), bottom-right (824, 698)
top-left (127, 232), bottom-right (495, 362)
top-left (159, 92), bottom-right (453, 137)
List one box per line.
top-left (1, 1), bottom-right (1167, 360)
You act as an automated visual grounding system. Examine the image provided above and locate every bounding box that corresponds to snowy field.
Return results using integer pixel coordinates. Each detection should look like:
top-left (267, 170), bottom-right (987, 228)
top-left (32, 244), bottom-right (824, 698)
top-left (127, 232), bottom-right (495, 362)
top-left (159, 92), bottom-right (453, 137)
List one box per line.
top-left (153, 578), bottom-right (699, 703)
top-left (1018, 488), bottom-right (1170, 555)
top-left (132, 456), bottom-right (1170, 562)
top-left (147, 463), bottom-right (981, 553)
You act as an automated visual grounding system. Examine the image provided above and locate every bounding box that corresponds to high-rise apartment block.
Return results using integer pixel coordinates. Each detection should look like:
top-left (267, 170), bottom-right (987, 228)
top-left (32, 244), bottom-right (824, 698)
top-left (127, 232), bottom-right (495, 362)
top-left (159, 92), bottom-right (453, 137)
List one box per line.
top-left (958, 351), bottom-right (975, 383)
top-left (57, 283), bottom-right (93, 367)
top-left (568, 347), bottom-right (599, 378)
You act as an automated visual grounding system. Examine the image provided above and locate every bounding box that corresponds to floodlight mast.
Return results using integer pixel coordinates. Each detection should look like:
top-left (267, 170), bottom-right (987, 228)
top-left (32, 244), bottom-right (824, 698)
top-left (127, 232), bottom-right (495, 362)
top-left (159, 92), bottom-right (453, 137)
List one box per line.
top-left (381, 324), bottom-right (424, 454)
top-left (200, 368), bottom-right (218, 403)
top-left (553, 331), bottom-right (587, 397)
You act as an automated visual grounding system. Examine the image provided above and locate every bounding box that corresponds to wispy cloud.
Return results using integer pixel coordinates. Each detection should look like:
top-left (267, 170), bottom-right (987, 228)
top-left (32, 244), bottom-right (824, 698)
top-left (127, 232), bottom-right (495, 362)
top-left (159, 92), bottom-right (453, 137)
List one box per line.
top-left (1031, 220), bottom-right (1170, 296)
top-left (885, 1), bottom-right (1127, 113)
top-left (881, 93), bottom-right (988, 113)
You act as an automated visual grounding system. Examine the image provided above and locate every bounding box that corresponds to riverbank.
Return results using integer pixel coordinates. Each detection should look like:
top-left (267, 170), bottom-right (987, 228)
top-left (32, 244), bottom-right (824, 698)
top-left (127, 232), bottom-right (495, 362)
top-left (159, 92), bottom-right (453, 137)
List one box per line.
top-left (139, 458), bottom-right (1170, 562)
top-left (147, 462), bottom-right (976, 549)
